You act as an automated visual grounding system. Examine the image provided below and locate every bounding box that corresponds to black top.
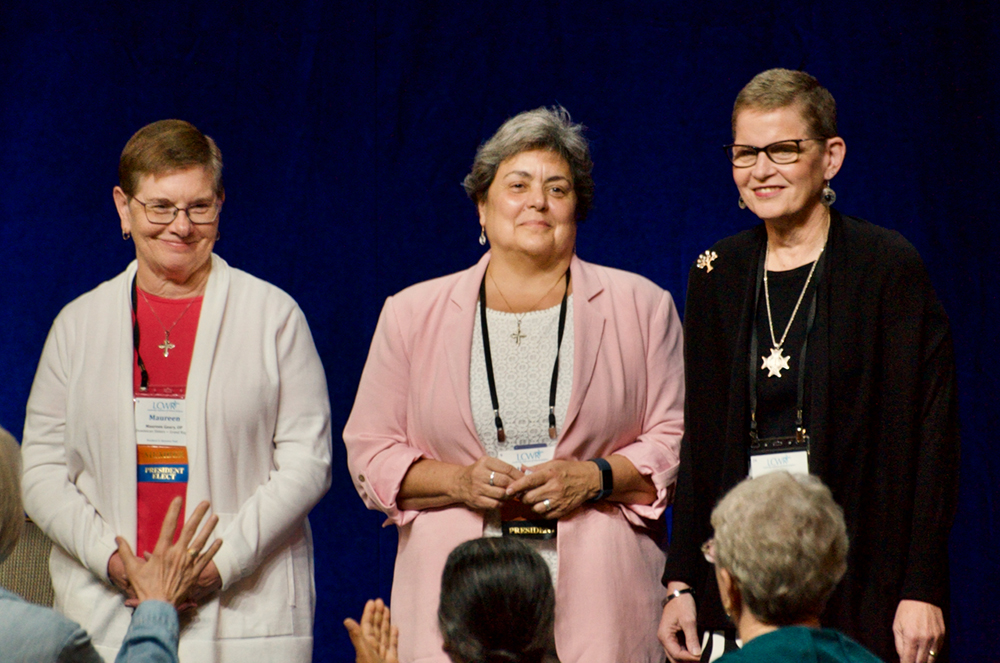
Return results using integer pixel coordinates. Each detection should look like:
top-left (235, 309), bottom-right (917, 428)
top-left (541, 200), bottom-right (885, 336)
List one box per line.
top-left (754, 262), bottom-right (816, 438)
top-left (664, 210), bottom-right (961, 662)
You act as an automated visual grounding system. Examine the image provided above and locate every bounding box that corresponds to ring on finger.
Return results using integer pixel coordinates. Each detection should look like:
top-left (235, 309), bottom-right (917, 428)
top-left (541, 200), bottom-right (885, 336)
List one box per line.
top-left (543, 499), bottom-right (551, 511)
top-left (187, 548), bottom-right (198, 559)
top-left (929, 651), bottom-right (937, 659)
top-left (489, 471), bottom-right (495, 487)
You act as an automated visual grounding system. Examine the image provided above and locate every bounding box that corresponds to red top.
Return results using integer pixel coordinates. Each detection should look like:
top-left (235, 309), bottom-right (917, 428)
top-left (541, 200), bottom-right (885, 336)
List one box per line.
top-left (133, 289), bottom-right (203, 395)
top-left (133, 288), bottom-right (203, 556)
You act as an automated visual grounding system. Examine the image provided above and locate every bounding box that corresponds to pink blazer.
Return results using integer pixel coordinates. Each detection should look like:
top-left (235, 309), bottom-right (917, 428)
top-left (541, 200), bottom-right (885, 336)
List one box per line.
top-left (344, 253), bottom-right (683, 663)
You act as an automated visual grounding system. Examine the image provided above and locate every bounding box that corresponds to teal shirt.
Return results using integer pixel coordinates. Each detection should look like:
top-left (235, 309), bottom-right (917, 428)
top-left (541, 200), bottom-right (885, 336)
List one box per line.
top-left (718, 626), bottom-right (885, 663)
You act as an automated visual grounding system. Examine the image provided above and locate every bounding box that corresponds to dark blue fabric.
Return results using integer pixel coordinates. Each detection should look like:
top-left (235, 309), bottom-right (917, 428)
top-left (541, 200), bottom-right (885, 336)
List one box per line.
top-left (1, 2), bottom-right (997, 660)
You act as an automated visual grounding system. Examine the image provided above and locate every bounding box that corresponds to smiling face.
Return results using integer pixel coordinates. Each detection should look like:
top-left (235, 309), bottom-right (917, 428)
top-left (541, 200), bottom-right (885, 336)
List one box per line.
top-left (115, 166), bottom-right (222, 295)
top-left (478, 149), bottom-right (577, 267)
top-left (732, 105), bottom-right (844, 228)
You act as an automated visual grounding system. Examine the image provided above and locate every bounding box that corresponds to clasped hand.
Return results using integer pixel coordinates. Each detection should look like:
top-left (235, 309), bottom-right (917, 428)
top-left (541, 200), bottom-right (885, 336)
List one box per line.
top-left (109, 497), bottom-right (223, 610)
top-left (454, 457), bottom-right (600, 519)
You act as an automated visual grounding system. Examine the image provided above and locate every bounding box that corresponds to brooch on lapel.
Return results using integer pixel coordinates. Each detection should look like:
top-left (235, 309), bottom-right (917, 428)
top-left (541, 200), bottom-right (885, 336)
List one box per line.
top-left (696, 250), bottom-right (718, 272)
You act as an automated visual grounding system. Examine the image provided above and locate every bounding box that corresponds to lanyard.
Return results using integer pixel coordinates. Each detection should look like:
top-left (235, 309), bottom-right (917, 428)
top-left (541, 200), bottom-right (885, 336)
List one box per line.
top-left (748, 246), bottom-right (824, 445)
top-left (131, 275), bottom-right (150, 392)
top-left (478, 268), bottom-right (570, 443)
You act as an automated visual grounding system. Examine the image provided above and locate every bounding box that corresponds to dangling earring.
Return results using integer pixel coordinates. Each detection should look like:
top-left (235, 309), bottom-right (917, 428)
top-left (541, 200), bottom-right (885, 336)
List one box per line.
top-left (122, 231), bottom-right (131, 240)
top-left (822, 182), bottom-right (837, 206)
top-left (479, 227), bottom-right (487, 246)
top-left (738, 196), bottom-right (747, 210)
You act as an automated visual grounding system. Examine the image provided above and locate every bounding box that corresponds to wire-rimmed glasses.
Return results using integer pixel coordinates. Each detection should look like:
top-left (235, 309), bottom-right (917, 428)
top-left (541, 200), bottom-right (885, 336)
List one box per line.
top-left (132, 197), bottom-right (221, 225)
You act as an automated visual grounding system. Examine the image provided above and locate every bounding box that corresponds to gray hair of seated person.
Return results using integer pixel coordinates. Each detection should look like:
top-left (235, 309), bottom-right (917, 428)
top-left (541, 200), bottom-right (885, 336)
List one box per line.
top-left (439, 537), bottom-right (556, 663)
top-left (0, 427), bottom-right (24, 563)
top-left (711, 472), bottom-right (849, 625)
top-left (462, 105), bottom-right (594, 222)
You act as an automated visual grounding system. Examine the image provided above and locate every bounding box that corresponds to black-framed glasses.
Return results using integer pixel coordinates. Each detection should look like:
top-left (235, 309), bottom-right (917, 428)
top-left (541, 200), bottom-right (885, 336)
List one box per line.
top-left (132, 197), bottom-right (220, 225)
top-left (723, 138), bottom-right (825, 168)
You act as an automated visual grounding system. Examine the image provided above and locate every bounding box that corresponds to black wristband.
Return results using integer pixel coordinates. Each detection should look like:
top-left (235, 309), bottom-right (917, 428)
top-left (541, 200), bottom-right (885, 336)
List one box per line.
top-left (588, 458), bottom-right (613, 501)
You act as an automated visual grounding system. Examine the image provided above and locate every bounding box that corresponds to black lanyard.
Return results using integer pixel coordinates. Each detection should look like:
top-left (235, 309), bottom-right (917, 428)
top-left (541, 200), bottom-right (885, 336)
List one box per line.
top-left (479, 268), bottom-right (570, 443)
top-left (748, 246), bottom-right (824, 445)
top-left (131, 275), bottom-right (150, 392)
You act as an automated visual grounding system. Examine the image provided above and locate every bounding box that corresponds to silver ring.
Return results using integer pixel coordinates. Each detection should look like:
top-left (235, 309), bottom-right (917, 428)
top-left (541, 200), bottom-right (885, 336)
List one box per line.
top-left (489, 471), bottom-right (495, 487)
top-left (543, 499), bottom-right (551, 511)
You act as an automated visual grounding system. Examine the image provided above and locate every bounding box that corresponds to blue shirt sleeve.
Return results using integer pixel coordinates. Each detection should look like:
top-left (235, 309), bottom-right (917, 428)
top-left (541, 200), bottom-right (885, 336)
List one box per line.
top-left (113, 601), bottom-right (180, 663)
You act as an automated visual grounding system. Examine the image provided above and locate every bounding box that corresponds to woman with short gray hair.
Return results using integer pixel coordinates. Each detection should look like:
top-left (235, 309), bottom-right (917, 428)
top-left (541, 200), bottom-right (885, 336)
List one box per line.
top-left (704, 472), bottom-right (881, 662)
top-left (346, 106), bottom-right (684, 661)
top-left (463, 106), bottom-right (595, 222)
top-left (659, 68), bottom-right (958, 663)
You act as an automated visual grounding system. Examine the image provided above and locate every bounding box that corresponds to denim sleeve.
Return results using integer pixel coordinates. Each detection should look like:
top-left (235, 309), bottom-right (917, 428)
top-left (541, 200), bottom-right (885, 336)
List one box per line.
top-left (113, 601), bottom-right (180, 663)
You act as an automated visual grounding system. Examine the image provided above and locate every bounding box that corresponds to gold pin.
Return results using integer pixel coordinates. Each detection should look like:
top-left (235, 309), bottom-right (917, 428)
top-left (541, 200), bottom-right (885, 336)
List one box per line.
top-left (696, 250), bottom-right (718, 272)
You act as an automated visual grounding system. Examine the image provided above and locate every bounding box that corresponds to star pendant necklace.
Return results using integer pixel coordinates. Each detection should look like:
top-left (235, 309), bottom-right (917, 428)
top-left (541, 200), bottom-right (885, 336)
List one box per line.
top-left (761, 241), bottom-right (825, 378)
top-left (138, 289), bottom-right (198, 357)
top-left (488, 269), bottom-right (567, 346)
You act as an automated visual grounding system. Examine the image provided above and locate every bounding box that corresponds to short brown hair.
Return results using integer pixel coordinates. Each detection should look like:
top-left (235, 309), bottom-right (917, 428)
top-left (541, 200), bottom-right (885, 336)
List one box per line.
top-left (732, 69), bottom-right (837, 140)
top-left (118, 119), bottom-right (224, 197)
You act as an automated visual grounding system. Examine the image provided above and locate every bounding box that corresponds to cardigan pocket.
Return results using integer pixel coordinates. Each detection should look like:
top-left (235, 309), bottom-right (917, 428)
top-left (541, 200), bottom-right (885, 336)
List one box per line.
top-left (216, 517), bottom-right (295, 638)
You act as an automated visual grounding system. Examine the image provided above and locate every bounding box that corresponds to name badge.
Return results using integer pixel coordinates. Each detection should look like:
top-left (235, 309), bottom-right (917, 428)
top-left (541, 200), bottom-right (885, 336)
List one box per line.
top-left (499, 498), bottom-right (557, 540)
top-left (134, 397), bottom-right (187, 447)
top-left (749, 435), bottom-right (810, 479)
top-left (497, 444), bottom-right (555, 469)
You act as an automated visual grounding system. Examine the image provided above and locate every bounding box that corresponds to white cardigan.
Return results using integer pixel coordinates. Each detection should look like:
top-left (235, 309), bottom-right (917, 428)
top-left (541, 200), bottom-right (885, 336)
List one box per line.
top-left (21, 255), bottom-right (332, 662)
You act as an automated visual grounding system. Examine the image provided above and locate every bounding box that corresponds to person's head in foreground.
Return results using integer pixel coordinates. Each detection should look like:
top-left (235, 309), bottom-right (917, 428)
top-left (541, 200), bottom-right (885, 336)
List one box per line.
top-left (710, 472), bottom-right (848, 633)
top-left (704, 472), bottom-right (886, 662)
top-left (440, 537), bottom-right (557, 663)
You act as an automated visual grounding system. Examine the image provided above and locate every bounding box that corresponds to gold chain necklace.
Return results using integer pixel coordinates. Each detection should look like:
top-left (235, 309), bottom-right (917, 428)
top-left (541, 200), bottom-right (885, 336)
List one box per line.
top-left (488, 270), bottom-right (566, 346)
top-left (137, 289), bottom-right (198, 358)
top-left (761, 242), bottom-right (825, 378)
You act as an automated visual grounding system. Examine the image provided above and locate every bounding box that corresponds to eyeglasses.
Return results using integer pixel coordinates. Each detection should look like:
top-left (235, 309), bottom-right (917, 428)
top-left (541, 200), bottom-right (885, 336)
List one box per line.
top-left (723, 138), bottom-right (825, 168)
top-left (701, 538), bottom-right (716, 564)
top-left (132, 197), bottom-right (220, 225)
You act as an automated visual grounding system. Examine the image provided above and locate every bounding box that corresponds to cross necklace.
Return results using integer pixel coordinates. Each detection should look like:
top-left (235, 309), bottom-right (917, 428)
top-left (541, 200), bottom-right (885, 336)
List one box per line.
top-left (488, 269), bottom-right (567, 346)
top-left (137, 289), bottom-right (198, 357)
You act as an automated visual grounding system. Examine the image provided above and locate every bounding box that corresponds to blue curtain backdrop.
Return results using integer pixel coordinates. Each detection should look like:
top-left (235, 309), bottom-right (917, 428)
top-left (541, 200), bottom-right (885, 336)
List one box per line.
top-left (1, 1), bottom-right (997, 660)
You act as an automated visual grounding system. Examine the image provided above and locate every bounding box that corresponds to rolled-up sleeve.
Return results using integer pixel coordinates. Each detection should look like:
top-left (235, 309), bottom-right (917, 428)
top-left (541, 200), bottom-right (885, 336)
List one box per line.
top-left (612, 289), bottom-right (684, 525)
top-left (343, 296), bottom-right (425, 526)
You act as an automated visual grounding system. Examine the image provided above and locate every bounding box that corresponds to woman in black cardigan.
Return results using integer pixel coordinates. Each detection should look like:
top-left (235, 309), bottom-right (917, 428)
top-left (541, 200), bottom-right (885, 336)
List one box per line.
top-left (658, 69), bottom-right (959, 663)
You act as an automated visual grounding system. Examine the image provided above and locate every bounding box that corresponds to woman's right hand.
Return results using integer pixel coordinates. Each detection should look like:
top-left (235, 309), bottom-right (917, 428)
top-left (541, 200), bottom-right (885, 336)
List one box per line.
top-left (397, 457), bottom-right (524, 511)
top-left (114, 497), bottom-right (222, 609)
top-left (450, 456), bottom-right (523, 511)
top-left (658, 582), bottom-right (702, 662)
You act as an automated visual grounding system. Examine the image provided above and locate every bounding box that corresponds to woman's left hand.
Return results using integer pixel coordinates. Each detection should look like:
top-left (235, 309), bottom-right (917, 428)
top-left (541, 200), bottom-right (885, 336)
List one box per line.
top-left (893, 599), bottom-right (945, 663)
top-left (505, 459), bottom-right (600, 519)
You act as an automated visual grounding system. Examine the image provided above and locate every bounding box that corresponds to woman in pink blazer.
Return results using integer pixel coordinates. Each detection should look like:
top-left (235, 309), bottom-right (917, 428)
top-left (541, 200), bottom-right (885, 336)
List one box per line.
top-left (345, 106), bottom-right (684, 663)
